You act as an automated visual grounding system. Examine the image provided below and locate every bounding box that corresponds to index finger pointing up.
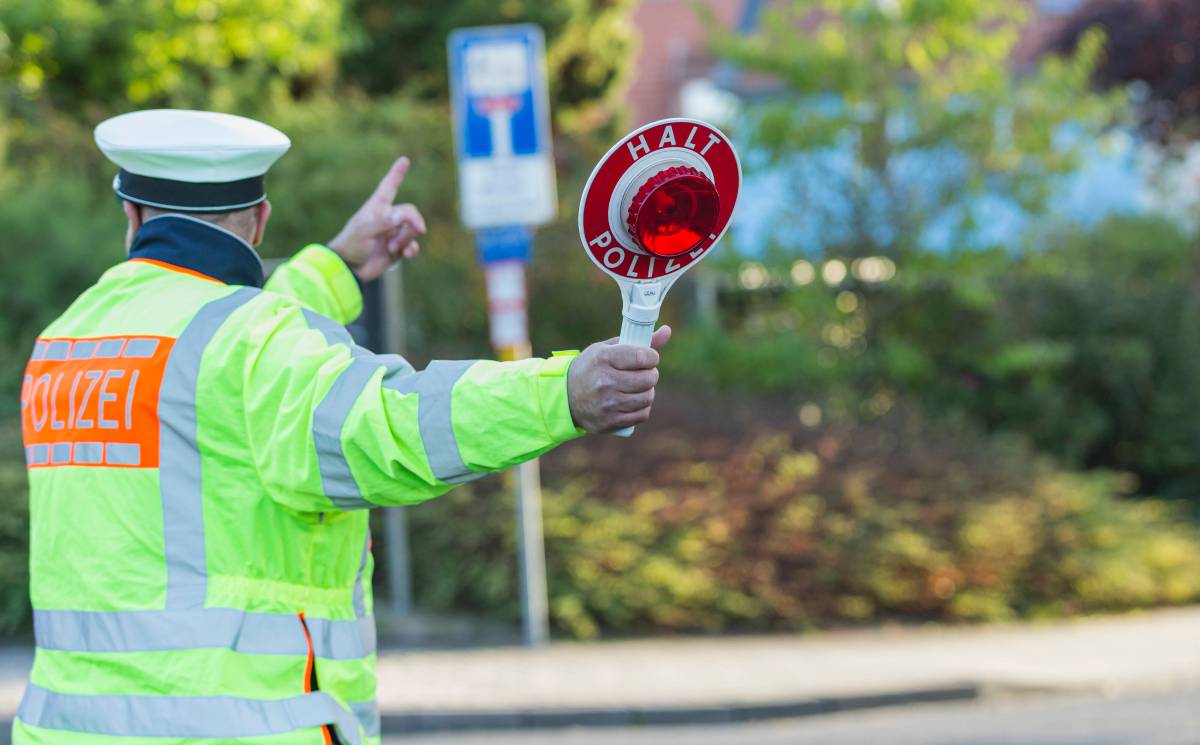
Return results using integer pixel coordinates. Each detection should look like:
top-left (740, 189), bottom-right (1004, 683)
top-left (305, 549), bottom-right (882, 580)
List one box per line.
top-left (371, 157), bottom-right (411, 205)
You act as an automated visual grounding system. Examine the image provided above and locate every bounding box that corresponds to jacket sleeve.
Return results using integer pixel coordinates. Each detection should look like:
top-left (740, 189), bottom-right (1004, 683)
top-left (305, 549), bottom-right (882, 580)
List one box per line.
top-left (263, 244), bottom-right (363, 325)
top-left (238, 296), bottom-right (584, 513)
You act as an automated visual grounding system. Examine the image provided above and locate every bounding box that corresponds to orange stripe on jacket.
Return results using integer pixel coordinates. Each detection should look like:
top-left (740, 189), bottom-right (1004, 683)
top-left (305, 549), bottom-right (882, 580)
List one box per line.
top-left (130, 257), bottom-right (225, 284)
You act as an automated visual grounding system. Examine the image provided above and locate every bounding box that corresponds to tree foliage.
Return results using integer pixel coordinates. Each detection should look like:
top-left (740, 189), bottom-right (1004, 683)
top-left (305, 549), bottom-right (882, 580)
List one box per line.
top-left (341, 0), bottom-right (637, 133)
top-left (712, 0), bottom-right (1126, 258)
top-left (0, 0), bottom-right (346, 115)
top-left (0, 0), bottom-right (638, 152)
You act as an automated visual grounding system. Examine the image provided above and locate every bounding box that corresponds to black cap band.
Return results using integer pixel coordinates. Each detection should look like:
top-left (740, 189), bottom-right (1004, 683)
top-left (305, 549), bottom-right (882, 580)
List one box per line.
top-left (115, 169), bottom-right (266, 213)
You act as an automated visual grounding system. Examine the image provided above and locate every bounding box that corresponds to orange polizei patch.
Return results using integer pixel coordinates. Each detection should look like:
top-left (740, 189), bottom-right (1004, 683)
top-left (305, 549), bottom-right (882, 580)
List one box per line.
top-left (21, 335), bottom-right (175, 469)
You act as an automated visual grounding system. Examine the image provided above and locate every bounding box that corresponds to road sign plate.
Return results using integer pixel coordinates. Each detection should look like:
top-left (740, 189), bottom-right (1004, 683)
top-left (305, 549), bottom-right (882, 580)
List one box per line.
top-left (449, 25), bottom-right (557, 229)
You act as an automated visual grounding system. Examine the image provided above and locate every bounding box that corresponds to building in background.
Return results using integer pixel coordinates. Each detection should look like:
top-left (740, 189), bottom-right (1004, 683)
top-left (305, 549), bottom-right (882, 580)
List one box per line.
top-left (626, 0), bottom-right (744, 125)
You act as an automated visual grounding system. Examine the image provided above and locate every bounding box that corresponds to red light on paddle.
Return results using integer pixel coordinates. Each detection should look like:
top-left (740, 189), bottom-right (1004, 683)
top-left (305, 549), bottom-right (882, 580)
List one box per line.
top-left (626, 166), bottom-right (721, 258)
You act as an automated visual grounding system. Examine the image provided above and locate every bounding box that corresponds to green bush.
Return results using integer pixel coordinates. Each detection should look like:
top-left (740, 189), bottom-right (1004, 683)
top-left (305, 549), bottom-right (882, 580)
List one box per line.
top-left (0, 421), bottom-right (30, 634)
top-left (673, 215), bottom-right (1200, 505)
top-left (884, 216), bottom-right (1200, 503)
top-left (0, 169), bottom-right (126, 412)
top-left (408, 398), bottom-right (1200, 638)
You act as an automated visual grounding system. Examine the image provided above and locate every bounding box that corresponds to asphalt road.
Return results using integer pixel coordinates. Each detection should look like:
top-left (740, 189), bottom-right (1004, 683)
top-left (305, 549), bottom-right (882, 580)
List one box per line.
top-left (387, 687), bottom-right (1200, 745)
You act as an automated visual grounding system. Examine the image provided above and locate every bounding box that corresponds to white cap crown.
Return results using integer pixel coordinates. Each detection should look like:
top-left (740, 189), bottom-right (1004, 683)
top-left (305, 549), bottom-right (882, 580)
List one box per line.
top-left (95, 109), bottom-right (290, 212)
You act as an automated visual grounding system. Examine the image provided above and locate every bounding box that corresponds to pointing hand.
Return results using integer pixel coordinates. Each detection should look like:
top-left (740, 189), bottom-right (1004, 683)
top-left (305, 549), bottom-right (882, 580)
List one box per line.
top-left (328, 157), bottom-right (426, 282)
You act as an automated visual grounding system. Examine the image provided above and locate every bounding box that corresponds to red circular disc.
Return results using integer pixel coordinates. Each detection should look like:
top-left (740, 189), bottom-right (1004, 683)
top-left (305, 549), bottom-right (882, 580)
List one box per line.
top-left (579, 118), bottom-right (741, 282)
top-left (627, 166), bottom-right (721, 258)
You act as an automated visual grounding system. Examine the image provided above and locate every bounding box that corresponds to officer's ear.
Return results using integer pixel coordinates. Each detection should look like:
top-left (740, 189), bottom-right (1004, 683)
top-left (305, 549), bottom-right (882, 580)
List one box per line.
top-left (251, 200), bottom-right (272, 247)
top-left (122, 201), bottom-right (143, 251)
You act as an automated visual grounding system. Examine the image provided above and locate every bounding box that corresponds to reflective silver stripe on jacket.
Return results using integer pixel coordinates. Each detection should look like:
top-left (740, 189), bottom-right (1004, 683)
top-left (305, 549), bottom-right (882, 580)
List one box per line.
top-left (384, 360), bottom-right (487, 485)
top-left (352, 531), bottom-right (370, 618)
top-left (304, 309), bottom-right (439, 509)
top-left (159, 287), bottom-right (259, 608)
top-left (350, 699), bottom-right (381, 738)
top-left (17, 684), bottom-right (363, 745)
top-left (34, 608), bottom-right (375, 660)
top-left (313, 357), bottom-right (381, 509)
top-left (303, 308), bottom-right (487, 491)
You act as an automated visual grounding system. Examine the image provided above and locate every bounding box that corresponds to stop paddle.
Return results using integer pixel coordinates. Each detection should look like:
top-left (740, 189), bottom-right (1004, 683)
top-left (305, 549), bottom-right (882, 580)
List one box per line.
top-left (577, 118), bottom-right (742, 436)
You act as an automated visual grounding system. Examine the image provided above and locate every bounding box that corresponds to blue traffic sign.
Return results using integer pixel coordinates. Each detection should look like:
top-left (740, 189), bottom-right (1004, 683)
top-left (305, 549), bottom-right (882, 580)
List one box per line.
top-left (448, 24), bottom-right (557, 230)
top-left (449, 25), bottom-right (548, 159)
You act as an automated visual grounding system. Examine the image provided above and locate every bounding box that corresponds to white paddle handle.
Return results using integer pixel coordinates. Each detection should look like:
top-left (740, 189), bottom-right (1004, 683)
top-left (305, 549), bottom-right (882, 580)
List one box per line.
top-left (613, 315), bottom-right (656, 437)
top-left (619, 315), bottom-right (656, 346)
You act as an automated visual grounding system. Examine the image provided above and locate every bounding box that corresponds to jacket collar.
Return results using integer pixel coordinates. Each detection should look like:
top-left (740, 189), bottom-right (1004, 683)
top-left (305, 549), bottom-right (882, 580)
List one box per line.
top-left (127, 214), bottom-right (265, 287)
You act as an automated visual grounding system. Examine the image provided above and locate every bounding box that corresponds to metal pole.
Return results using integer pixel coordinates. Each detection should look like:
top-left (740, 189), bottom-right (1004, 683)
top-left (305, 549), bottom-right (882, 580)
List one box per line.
top-left (694, 269), bottom-right (719, 326)
top-left (382, 505), bottom-right (412, 616)
top-left (493, 262), bottom-right (550, 646)
top-left (380, 265), bottom-right (413, 616)
top-left (515, 457), bottom-right (549, 646)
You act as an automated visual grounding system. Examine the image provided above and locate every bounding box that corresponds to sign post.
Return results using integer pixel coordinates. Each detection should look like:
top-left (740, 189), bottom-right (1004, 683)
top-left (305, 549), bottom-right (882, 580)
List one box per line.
top-left (449, 24), bottom-right (557, 646)
top-left (477, 226), bottom-right (533, 360)
top-left (379, 267), bottom-right (413, 618)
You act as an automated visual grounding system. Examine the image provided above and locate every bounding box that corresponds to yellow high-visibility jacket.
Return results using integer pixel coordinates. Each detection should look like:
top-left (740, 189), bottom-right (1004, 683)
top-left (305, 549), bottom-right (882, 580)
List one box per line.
top-left (16, 214), bottom-right (581, 745)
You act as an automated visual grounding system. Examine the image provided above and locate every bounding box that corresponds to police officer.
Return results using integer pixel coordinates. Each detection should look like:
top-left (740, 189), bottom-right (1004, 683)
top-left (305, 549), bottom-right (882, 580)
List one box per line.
top-left (15, 109), bottom-right (669, 745)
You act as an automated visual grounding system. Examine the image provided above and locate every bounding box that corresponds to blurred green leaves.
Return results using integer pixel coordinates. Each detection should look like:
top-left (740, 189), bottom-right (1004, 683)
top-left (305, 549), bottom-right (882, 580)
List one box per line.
top-left (0, 0), bottom-right (638, 200)
top-left (343, 0), bottom-right (637, 135)
top-left (0, 0), bottom-right (636, 142)
top-left (0, 420), bottom-right (29, 634)
top-left (712, 0), bottom-right (1127, 257)
top-left (0, 0), bottom-right (345, 113)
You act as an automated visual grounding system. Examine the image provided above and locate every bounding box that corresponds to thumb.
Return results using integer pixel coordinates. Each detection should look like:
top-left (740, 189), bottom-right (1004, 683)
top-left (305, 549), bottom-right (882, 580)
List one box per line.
top-left (650, 325), bottom-right (672, 350)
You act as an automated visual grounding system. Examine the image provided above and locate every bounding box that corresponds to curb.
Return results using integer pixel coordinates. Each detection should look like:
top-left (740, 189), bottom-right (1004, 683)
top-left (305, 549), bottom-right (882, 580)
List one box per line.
top-left (378, 683), bottom-right (981, 734)
top-left (0, 684), bottom-right (980, 742)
